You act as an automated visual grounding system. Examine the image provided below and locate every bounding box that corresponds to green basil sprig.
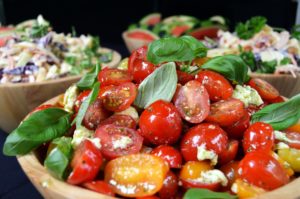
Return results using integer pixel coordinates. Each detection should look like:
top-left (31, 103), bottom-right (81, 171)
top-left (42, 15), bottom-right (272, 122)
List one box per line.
top-left (44, 137), bottom-right (73, 180)
top-left (235, 16), bottom-right (267, 40)
top-left (147, 35), bottom-right (207, 64)
top-left (134, 62), bottom-right (177, 108)
top-left (201, 55), bottom-right (250, 84)
top-left (3, 108), bottom-right (71, 156)
top-left (183, 188), bottom-right (237, 199)
top-left (76, 63), bottom-right (101, 90)
top-left (251, 93), bottom-right (300, 130)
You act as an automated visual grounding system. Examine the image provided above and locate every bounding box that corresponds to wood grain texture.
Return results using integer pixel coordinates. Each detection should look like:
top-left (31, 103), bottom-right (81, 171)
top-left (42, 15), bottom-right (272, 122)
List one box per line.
top-left (16, 95), bottom-right (300, 199)
top-left (122, 31), bottom-right (154, 53)
top-left (251, 73), bottom-right (300, 98)
top-left (0, 48), bottom-right (121, 133)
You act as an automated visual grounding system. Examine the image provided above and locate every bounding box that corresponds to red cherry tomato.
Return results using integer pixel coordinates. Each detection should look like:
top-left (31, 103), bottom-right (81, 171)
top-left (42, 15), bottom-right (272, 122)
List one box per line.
top-left (247, 103), bottom-right (267, 116)
top-left (220, 161), bottom-right (239, 191)
top-left (83, 98), bottom-right (112, 130)
top-left (284, 131), bottom-right (300, 150)
top-left (128, 46), bottom-right (156, 83)
top-left (151, 145), bottom-right (183, 168)
top-left (223, 110), bottom-right (250, 139)
top-left (136, 196), bottom-right (160, 199)
top-left (238, 152), bottom-right (289, 190)
top-left (171, 25), bottom-right (190, 37)
top-left (97, 68), bottom-right (133, 87)
top-left (218, 140), bottom-right (239, 166)
top-left (99, 114), bottom-right (137, 129)
top-left (99, 82), bottom-right (137, 112)
top-left (32, 104), bottom-right (54, 113)
top-left (74, 90), bottom-right (91, 112)
top-left (180, 123), bottom-right (228, 162)
top-left (176, 70), bottom-right (194, 85)
top-left (195, 70), bottom-right (233, 101)
top-left (205, 98), bottom-right (245, 126)
top-left (267, 95), bottom-right (285, 104)
top-left (139, 100), bottom-right (182, 145)
top-left (159, 171), bottom-right (178, 199)
top-left (243, 122), bottom-right (275, 153)
top-left (67, 140), bottom-right (103, 185)
top-left (95, 124), bottom-right (143, 159)
top-left (174, 80), bottom-right (210, 123)
top-left (83, 181), bottom-right (115, 196)
top-left (248, 78), bottom-right (279, 100)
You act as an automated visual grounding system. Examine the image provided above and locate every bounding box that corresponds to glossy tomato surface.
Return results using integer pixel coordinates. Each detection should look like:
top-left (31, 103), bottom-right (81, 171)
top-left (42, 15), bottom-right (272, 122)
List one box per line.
top-left (224, 110), bottom-right (250, 139)
top-left (150, 145), bottom-right (182, 168)
top-left (98, 68), bottom-right (133, 87)
top-left (248, 78), bottom-right (279, 100)
top-left (176, 70), bottom-right (195, 85)
top-left (99, 114), bottom-right (137, 129)
top-left (220, 161), bottom-right (239, 190)
top-left (83, 181), bottom-right (115, 196)
top-left (159, 171), bottom-right (178, 199)
top-left (218, 140), bottom-right (239, 166)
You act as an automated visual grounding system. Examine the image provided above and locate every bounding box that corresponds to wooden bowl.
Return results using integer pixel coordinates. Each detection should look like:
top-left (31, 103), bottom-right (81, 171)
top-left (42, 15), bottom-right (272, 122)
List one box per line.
top-left (250, 73), bottom-right (300, 98)
top-left (16, 95), bottom-right (300, 199)
top-left (0, 48), bottom-right (121, 133)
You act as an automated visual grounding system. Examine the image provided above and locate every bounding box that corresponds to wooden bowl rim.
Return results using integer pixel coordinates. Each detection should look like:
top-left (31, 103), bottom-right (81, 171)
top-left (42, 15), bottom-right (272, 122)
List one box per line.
top-left (250, 73), bottom-right (300, 78)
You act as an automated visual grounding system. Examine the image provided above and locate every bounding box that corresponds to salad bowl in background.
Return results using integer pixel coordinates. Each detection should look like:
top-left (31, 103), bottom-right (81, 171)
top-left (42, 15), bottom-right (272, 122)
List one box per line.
top-left (16, 95), bottom-right (300, 199)
top-left (0, 48), bottom-right (121, 133)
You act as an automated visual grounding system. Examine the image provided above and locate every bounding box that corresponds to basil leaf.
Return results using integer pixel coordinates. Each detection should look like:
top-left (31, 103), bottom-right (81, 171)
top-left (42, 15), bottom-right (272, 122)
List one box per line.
top-left (3, 108), bottom-right (71, 156)
top-left (251, 93), bottom-right (300, 130)
top-left (181, 35), bottom-right (207, 58)
top-left (257, 60), bottom-right (277, 74)
top-left (147, 37), bottom-right (195, 64)
top-left (183, 188), bottom-right (237, 199)
top-left (74, 82), bottom-right (100, 128)
top-left (201, 55), bottom-right (250, 84)
top-left (240, 51), bottom-right (256, 71)
top-left (134, 62), bottom-right (177, 108)
top-left (235, 16), bottom-right (267, 40)
top-left (44, 137), bottom-right (73, 180)
top-left (76, 63), bottom-right (101, 90)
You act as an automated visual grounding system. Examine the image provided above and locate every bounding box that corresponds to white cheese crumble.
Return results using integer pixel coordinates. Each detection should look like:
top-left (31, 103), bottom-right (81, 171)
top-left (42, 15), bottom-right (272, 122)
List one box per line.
top-left (114, 106), bottom-right (139, 122)
top-left (46, 65), bottom-right (59, 79)
top-left (87, 137), bottom-right (101, 149)
top-left (274, 130), bottom-right (295, 143)
top-left (231, 183), bottom-right (238, 193)
top-left (232, 85), bottom-right (263, 107)
top-left (197, 144), bottom-right (218, 165)
top-left (260, 49), bottom-right (284, 64)
top-left (112, 136), bottom-right (133, 149)
top-left (63, 84), bottom-right (79, 112)
top-left (275, 142), bottom-right (290, 150)
top-left (193, 170), bottom-right (228, 186)
top-left (71, 125), bottom-right (94, 148)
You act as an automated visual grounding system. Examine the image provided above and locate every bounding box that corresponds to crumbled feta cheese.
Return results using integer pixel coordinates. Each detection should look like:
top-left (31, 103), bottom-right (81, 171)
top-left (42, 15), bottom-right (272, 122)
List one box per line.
top-left (114, 106), bottom-right (139, 122)
top-left (63, 84), bottom-right (79, 112)
top-left (60, 62), bottom-right (72, 74)
top-left (87, 137), bottom-right (101, 149)
top-left (197, 144), bottom-right (218, 165)
top-left (232, 85), bottom-right (263, 107)
top-left (231, 183), bottom-right (238, 193)
top-left (193, 170), bottom-right (228, 186)
top-left (112, 136), bottom-right (133, 149)
top-left (274, 130), bottom-right (294, 143)
top-left (260, 49), bottom-right (284, 64)
top-left (275, 142), bottom-right (290, 150)
top-left (72, 125), bottom-right (94, 148)
top-left (46, 65), bottom-right (59, 79)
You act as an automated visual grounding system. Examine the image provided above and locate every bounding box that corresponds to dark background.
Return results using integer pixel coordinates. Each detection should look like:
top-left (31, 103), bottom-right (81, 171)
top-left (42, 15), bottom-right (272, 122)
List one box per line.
top-left (0, 0), bottom-right (298, 198)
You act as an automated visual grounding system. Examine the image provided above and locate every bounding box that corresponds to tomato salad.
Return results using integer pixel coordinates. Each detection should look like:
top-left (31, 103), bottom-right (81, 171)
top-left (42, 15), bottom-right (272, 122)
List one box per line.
top-left (4, 36), bottom-right (300, 199)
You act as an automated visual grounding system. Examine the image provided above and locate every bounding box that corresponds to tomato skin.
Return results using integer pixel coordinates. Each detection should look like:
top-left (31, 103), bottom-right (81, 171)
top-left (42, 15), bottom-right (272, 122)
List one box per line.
top-left (220, 161), bottom-right (239, 191)
top-left (128, 46), bottom-right (156, 83)
top-left (284, 131), bottom-right (300, 150)
top-left (32, 104), bottom-right (54, 113)
top-left (99, 82), bottom-right (137, 112)
top-left (238, 152), bottom-right (289, 190)
top-left (99, 114), bottom-right (137, 129)
top-left (74, 90), bottom-right (91, 112)
top-left (205, 98), bottom-right (245, 126)
top-left (97, 68), bottom-right (133, 87)
top-left (176, 70), bottom-right (194, 85)
top-left (223, 110), bottom-right (250, 139)
top-left (278, 148), bottom-right (300, 172)
top-left (247, 103), bottom-right (267, 116)
top-left (195, 70), bottom-right (233, 101)
top-left (171, 25), bottom-right (190, 37)
top-left (243, 122), bottom-right (275, 153)
top-left (159, 171), bottom-right (178, 199)
top-left (83, 98), bottom-right (112, 130)
top-left (95, 124), bottom-right (143, 159)
top-left (248, 78), bottom-right (279, 100)
top-left (218, 140), bottom-right (239, 166)
top-left (67, 140), bottom-right (103, 185)
top-left (150, 145), bottom-right (182, 169)
top-left (267, 95), bottom-right (285, 104)
top-left (83, 181), bottom-right (115, 196)
top-left (180, 123), bottom-right (228, 162)
top-left (139, 100), bottom-right (182, 145)
top-left (174, 80), bottom-right (210, 123)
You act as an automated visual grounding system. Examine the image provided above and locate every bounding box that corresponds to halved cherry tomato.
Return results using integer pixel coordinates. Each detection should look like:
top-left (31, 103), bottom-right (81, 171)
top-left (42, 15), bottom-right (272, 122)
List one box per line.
top-left (171, 25), bottom-right (190, 37)
top-left (32, 104), bottom-right (54, 113)
top-left (205, 98), bottom-right (245, 126)
top-left (179, 161), bottom-right (220, 191)
top-left (271, 152), bottom-right (294, 176)
top-left (104, 154), bottom-right (169, 197)
top-left (247, 103), bottom-right (267, 116)
top-left (174, 80), bottom-right (210, 123)
top-left (195, 70), bottom-right (233, 101)
top-left (159, 171), bottom-right (178, 199)
top-left (284, 131), bottom-right (300, 150)
top-left (83, 98), bottom-right (112, 130)
top-left (176, 70), bottom-right (194, 85)
top-left (99, 114), bottom-right (137, 129)
top-left (238, 151), bottom-right (289, 190)
top-left (267, 95), bottom-right (285, 104)
top-left (128, 46), bottom-right (156, 83)
top-left (248, 78), bottom-right (279, 100)
top-left (218, 140), bottom-right (239, 166)
top-left (243, 122), bottom-right (274, 153)
top-left (139, 100), bottom-right (182, 145)
top-left (67, 140), bottom-right (103, 185)
top-left (74, 90), bottom-right (91, 112)
top-left (233, 179), bottom-right (266, 198)
top-left (99, 82), bottom-right (137, 112)
top-left (150, 145), bottom-right (182, 168)
top-left (180, 123), bottom-right (228, 162)
top-left (224, 110), bottom-right (250, 139)
top-left (95, 124), bottom-right (143, 159)
top-left (83, 181), bottom-right (115, 196)
top-left (97, 68), bottom-right (133, 87)
top-left (220, 161), bottom-right (239, 191)
top-left (278, 148), bottom-right (300, 172)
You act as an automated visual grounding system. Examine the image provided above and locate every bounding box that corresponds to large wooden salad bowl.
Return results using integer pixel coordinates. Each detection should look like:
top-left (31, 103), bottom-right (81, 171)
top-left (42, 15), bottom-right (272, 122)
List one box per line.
top-left (16, 95), bottom-right (300, 199)
top-left (0, 48), bottom-right (121, 133)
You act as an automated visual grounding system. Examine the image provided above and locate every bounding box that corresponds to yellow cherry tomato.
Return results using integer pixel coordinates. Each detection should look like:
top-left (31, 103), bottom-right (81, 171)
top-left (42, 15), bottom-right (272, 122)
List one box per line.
top-left (233, 179), bottom-right (266, 199)
top-left (271, 152), bottom-right (294, 176)
top-left (278, 148), bottom-right (300, 172)
top-left (179, 161), bottom-right (212, 180)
